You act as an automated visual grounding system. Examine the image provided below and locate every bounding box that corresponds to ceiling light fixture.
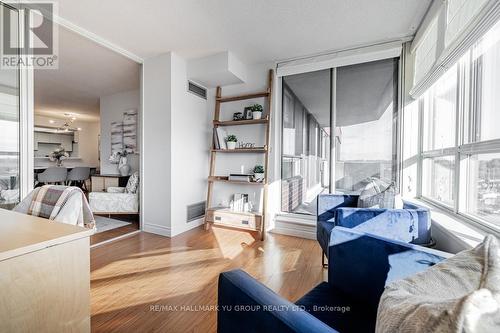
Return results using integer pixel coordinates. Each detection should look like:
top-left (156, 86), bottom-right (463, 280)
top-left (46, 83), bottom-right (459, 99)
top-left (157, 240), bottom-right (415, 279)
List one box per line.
top-left (55, 113), bottom-right (79, 133)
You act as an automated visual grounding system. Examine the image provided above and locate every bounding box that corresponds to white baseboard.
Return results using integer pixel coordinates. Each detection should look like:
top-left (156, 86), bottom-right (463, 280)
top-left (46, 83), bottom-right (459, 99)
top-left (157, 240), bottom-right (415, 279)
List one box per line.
top-left (143, 222), bottom-right (171, 237)
top-left (143, 219), bottom-right (204, 238)
top-left (271, 215), bottom-right (317, 240)
top-left (170, 218), bottom-right (204, 237)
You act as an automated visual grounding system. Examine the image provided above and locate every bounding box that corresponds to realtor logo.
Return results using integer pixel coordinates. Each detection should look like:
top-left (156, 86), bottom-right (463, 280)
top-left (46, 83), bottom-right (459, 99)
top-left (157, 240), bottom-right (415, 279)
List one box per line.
top-left (1, 1), bottom-right (58, 68)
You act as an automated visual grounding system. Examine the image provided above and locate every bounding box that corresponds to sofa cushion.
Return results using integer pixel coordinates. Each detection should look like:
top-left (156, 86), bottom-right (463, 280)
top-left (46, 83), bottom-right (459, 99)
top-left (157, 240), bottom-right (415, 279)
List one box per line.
top-left (358, 178), bottom-right (401, 209)
top-left (295, 282), bottom-right (374, 333)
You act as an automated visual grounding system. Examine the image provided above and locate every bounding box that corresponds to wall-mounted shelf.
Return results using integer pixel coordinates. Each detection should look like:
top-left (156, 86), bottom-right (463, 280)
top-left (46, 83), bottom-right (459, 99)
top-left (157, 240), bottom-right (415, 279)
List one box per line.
top-left (204, 70), bottom-right (274, 241)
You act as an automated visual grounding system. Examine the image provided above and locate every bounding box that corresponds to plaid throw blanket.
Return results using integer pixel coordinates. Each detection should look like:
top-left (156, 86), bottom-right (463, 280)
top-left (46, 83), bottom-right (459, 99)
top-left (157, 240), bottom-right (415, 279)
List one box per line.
top-left (27, 185), bottom-right (95, 229)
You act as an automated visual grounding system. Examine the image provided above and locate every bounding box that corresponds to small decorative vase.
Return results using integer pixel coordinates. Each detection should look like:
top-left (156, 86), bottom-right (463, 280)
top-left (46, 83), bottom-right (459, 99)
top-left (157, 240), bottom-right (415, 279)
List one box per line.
top-left (56, 159), bottom-right (63, 167)
top-left (252, 111), bottom-right (262, 120)
top-left (227, 141), bottom-right (237, 150)
top-left (254, 172), bottom-right (264, 182)
top-left (118, 156), bottom-right (131, 176)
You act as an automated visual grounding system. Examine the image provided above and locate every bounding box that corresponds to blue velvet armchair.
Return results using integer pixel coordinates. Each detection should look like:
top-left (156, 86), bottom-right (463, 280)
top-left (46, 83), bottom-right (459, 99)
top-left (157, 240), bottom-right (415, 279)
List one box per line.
top-left (217, 227), bottom-right (450, 333)
top-left (317, 194), bottom-right (432, 263)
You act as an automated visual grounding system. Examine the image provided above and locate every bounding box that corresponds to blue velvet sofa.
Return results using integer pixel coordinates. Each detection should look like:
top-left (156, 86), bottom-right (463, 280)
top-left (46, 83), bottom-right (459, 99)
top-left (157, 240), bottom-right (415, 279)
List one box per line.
top-left (317, 194), bottom-right (432, 261)
top-left (217, 227), bottom-right (450, 333)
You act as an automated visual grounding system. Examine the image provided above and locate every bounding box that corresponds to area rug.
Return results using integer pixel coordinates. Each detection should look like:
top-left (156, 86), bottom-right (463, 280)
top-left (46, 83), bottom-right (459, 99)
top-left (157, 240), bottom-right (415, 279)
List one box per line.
top-left (94, 216), bottom-right (132, 233)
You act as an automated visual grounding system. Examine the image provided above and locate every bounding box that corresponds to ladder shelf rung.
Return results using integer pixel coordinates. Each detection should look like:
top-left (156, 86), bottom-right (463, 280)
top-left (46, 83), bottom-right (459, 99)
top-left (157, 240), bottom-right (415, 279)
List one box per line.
top-left (217, 92), bottom-right (269, 103)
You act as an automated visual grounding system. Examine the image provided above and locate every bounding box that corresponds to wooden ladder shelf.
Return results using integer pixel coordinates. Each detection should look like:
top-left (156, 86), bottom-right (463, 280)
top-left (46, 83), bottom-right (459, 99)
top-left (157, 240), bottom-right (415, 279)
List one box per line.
top-left (204, 69), bottom-right (274, 241)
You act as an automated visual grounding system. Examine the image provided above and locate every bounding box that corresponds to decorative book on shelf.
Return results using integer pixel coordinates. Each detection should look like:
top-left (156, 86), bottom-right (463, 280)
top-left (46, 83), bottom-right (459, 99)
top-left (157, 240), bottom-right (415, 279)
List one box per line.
top-left (204, 69), bottom-right (274, 241)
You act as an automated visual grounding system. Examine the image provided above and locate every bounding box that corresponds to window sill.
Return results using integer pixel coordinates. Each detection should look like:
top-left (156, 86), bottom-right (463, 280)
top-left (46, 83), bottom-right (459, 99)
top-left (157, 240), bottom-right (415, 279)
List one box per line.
top-left (405, 198), bottom-right (491, 250)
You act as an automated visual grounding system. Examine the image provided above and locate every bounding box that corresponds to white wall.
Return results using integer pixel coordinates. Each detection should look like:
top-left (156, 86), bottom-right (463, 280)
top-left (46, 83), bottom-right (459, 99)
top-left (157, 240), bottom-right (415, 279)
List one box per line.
top-left (142, 53), bottom-right (172, 236)
top-left (142, 52), bottom-right (209, 237)
top-left (170, 53), bottom-right (210, 235)
top-left (34, 114), bottom-right (100, 168)
top-left (99, 89), bottom-right (140, 175)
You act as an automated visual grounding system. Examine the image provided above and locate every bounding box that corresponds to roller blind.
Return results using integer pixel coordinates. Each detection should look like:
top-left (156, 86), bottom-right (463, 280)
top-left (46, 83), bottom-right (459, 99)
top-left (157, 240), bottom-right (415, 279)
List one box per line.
top-left (276, 41), bottom-right (402, 77)
top-left (410, 0), bottom-right (500, 98)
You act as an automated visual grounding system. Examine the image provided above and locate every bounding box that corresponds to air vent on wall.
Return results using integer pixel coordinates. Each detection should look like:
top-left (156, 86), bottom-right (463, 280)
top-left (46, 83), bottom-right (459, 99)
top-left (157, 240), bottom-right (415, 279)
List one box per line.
top-left (188, 81), bottom-right (207, 99)
top-left (187, 201), bottom-right (206, 222)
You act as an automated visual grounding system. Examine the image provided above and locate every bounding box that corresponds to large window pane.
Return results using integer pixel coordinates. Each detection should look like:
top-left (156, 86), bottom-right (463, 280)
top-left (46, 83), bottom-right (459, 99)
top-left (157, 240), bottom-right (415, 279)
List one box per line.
top-left (335, 58), bottom-right (398, 193)
top-left (423, 156), bottom-right (455, 206)
top-left (281, 70), bottom-right (331, 215)
top-left (0, 4), bottom-right (20, 209)
top-left (472, 19), bottom-right (500, 142)
top-left (423, 64), bottom-right (458, 151)
top-left (462, 152), bottom-right (500, 227)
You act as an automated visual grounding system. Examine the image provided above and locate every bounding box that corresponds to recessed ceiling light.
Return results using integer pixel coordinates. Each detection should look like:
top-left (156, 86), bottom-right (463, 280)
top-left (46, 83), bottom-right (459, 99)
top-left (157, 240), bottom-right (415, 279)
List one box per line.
top-left (77, 128), bottom-right (82, 131)
top-left (49, 120), bottom-right (55, 124)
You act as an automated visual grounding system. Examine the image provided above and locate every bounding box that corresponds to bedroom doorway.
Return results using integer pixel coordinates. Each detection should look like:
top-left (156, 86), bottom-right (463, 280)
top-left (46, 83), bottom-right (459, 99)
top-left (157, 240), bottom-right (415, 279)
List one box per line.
top-left (31, 21), bottom-right (142, 244)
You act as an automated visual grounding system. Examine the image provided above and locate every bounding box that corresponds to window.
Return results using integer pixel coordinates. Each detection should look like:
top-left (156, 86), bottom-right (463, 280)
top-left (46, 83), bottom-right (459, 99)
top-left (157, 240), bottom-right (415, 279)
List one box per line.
top-left (335, 59), bottom-right (398, 194)
top-left (0, 4), bottom-right (21, 209)
top-left (409, 19), bottom-right (500, 232)
top-left (281, 59), bottom-right (400, 215)
top-left (461, 153), bottom-right (500, 227)
top-left (422, 65), bottom-right (457, 151)
top-left (281, 69), bottom-right (331, 215)
top-left (471, 20), bottom-right (500, 142)
top-left (422, 156), bottom-right (455, 207)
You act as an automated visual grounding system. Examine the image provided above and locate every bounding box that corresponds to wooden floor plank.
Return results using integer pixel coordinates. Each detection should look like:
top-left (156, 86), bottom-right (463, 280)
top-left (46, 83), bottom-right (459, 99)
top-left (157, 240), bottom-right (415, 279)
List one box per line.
top-left (90, 221), bottom-right (140, 246)
top-left (90, 226), bottom-right (324, 332)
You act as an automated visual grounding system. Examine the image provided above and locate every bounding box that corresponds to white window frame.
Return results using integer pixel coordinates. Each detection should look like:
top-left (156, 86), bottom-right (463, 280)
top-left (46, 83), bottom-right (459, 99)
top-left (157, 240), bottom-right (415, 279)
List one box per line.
top-left (416, 42), bottom-right (500, 234)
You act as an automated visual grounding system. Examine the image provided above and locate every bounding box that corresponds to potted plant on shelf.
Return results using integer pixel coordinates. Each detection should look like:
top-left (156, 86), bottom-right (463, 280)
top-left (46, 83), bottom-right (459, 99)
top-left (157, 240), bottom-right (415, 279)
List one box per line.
top-left (49, 146), bottom-right (69, 167)
top-left (253, 165), bottom-right (265, 182)
top-left (226, 134), bottom-right (238, 150)
top-left (250, 104), bottom-right (263, 120)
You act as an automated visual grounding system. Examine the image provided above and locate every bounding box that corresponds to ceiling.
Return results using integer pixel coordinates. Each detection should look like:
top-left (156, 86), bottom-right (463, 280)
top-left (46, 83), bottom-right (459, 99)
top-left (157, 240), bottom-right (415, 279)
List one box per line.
top-left (34, 25), bottom-right (140, 121)
top-left (55, 0), bottom-right (432, 64)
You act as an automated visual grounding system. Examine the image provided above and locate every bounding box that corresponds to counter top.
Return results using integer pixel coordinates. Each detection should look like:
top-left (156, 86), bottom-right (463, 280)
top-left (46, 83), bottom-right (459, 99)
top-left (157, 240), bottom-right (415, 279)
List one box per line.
top-left (34, 165), bottom-right (97, 170)
top-left (0, 209), bottom-right (94, 262)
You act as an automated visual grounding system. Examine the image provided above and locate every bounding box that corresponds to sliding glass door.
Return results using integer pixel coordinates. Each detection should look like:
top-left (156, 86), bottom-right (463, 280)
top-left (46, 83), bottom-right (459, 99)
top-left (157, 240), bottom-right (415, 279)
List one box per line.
top-left (0, 3), bottom-right (21, 209)
top-left (334, 58), bottom-right (398, 193)
top-left (281, 58), bottom-right (399, 215)
top-left (281, 69), bottom-right (331, 215)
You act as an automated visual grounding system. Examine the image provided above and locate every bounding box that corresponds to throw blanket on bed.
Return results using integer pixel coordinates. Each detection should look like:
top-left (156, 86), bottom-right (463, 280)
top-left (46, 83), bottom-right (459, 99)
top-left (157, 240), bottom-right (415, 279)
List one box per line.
top-left (26, 185), bottom-right (95, 229)
top-left (376, 235), bottom-right (500, 333)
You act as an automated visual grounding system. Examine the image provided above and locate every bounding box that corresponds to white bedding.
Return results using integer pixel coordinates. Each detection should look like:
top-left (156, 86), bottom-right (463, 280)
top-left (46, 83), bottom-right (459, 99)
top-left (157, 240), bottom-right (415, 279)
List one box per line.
top-left (89, 191), bottom-right (138, 213)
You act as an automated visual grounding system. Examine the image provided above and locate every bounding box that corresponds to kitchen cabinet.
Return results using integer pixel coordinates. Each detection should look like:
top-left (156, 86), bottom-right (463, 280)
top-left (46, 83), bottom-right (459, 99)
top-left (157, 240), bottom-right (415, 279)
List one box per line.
top-left (33, 131), bottom-right (74, 152)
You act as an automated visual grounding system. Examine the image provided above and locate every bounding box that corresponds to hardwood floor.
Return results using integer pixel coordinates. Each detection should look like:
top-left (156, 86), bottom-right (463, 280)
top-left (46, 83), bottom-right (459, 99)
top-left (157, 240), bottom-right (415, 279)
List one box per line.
top-left (90, 225), bottom-right (325, 332)
top-left (90, 221), bottom-right (140, 246)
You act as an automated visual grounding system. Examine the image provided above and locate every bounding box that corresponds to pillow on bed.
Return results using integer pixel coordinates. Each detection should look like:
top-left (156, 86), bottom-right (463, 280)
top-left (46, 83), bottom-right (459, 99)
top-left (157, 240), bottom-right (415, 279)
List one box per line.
top-left (125, 172), bottom-right (139, 194)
